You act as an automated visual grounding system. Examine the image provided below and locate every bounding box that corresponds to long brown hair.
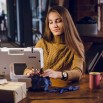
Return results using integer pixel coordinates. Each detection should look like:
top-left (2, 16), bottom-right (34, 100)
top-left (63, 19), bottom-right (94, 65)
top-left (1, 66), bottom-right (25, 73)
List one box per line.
top-left (43, 6), bottom-right (85, 61)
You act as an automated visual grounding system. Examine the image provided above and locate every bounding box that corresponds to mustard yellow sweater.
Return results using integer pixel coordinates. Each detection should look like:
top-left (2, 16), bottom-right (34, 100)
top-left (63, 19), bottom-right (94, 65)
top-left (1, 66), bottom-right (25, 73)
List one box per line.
top-left (35, 35), bottom-right (84, 87)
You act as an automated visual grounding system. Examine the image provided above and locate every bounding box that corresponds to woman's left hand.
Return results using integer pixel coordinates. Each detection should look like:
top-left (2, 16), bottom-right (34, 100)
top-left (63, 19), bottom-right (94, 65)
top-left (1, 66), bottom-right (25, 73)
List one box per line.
top-left (40, 69), bottom-right (62, 79)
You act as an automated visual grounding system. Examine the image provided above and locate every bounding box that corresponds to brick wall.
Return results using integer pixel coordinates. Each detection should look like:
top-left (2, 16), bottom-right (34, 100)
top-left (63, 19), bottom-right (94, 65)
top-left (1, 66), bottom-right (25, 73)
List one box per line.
top-left (69, 0), bottom-right (98, 23)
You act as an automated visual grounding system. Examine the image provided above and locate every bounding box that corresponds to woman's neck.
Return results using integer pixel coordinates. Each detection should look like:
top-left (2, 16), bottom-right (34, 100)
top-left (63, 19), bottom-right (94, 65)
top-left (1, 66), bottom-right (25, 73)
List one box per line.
top-left (53, 35), bottom-right (65, 44)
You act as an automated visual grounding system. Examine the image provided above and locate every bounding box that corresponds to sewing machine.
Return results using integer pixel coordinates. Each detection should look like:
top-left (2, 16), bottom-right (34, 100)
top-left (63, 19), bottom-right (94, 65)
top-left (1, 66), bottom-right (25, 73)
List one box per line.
top-left (0, 47), bottom-right (43, 81)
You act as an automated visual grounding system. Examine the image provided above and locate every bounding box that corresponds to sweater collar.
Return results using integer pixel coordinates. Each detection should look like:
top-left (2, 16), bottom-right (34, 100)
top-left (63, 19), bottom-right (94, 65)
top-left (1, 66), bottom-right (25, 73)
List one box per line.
top-left (53, 35), bottom-right (65, 44)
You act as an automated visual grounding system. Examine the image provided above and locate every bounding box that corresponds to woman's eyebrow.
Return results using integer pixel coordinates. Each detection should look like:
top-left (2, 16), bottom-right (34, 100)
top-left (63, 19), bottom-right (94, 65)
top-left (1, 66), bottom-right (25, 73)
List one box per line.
top-left (56, 18), bottom-right (62, 20)
top-left (49, 19), bottom-right (52, 22)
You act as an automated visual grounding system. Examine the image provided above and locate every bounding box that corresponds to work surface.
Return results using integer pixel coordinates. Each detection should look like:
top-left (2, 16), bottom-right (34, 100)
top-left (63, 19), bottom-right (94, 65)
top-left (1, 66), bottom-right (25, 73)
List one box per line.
top-left (19, 74), bottom-right (103, 103)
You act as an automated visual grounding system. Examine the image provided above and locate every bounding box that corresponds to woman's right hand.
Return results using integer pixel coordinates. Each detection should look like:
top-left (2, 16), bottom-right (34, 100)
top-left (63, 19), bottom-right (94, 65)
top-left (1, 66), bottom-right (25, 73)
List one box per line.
top-left (24, 68), bottom-right (40, 76)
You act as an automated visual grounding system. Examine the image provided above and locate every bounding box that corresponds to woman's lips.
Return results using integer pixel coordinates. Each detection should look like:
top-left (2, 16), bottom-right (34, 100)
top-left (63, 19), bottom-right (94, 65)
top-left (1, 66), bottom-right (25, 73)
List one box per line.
top-left (53, 29), bottom-right (60, 32)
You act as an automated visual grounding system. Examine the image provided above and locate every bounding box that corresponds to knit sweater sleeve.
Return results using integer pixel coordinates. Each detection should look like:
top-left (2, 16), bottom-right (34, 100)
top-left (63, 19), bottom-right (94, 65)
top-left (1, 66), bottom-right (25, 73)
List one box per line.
top-left (65, 54), bottom-right (84, 81)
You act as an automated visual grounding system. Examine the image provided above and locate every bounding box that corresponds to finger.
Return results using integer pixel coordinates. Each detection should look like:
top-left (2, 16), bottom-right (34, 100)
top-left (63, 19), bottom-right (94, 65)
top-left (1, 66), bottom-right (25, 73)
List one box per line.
top-left (26, 72), bottom-right (31, 76)
top-left (31, 69), bottom-right (35, 73)
top-left (33, 69), bottom-right (40, 75)
top-left (29, 70), bottom-right (35, 76)
top-left (44, 69), bottom-right (51, 72)
top-left (40, 71), bottom-right (51, 77)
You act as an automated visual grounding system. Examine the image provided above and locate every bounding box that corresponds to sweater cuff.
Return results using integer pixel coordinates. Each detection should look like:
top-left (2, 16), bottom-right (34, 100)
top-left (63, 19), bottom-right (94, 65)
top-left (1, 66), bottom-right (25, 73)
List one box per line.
top-left (65, 69), bottom-right (82, 81)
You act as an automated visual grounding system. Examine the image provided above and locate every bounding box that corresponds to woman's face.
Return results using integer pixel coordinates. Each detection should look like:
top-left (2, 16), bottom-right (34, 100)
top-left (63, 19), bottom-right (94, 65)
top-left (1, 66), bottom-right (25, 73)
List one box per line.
top-left (48, 12), bottom-right (64, 36)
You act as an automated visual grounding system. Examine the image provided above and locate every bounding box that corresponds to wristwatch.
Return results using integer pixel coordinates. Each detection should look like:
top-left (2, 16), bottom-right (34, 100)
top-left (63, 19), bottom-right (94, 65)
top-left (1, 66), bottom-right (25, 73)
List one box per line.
top-left (61, 71), bottom-right (68, 80)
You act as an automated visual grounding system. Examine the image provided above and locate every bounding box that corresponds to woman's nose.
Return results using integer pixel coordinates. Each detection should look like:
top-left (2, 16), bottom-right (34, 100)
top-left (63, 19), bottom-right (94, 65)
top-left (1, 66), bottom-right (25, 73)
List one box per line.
top-left (53, 22), bottom-right (58, 27)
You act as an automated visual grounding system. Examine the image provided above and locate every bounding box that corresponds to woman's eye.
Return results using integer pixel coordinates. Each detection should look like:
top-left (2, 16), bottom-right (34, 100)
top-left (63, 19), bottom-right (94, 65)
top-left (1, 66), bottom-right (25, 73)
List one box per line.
top-left (49, 21), bottom-right (53, 24)
top-left (56, 19), bottom-right (62, 23)
top-left (49, 19), bottom-right (62, 24)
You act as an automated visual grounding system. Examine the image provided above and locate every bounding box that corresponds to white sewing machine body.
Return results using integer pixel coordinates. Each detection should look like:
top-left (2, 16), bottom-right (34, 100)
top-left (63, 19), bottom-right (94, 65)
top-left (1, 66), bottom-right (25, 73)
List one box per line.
top-left (0, 47), bottom-right (44, 80)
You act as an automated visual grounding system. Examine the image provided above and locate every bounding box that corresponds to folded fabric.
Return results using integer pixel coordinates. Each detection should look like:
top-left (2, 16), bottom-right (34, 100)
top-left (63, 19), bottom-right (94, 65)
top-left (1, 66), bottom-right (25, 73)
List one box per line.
top-left (28, 75), bottom-right (79, 94)
top-left (47, 86), bottom-right (80, 94)
top-left (28, 75), bottom-right (51, 91)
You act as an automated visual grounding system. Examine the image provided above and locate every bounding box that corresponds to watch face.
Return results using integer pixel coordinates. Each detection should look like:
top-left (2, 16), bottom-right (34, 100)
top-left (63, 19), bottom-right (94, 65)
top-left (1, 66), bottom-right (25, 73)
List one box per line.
top-left (63, 72), bottom-right (67, 77)
top-left (61, 72), bottom-right (68, 80)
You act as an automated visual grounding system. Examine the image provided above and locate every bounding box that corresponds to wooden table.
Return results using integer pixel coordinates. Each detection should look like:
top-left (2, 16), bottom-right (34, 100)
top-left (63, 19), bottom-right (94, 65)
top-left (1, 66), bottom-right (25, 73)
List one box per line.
top-left (19, 74), bottom-right (103, 103)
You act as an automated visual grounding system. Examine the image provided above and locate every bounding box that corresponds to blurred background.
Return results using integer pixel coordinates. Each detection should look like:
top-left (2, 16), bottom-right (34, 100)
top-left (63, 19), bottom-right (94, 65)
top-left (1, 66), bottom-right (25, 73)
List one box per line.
top-left (0, 0), bottom-right (102, 48)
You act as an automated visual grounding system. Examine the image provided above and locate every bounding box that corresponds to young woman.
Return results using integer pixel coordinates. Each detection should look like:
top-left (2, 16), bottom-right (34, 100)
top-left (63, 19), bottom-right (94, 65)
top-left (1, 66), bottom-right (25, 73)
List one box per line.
top-left (24, 6), bottom-right (85, 87)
